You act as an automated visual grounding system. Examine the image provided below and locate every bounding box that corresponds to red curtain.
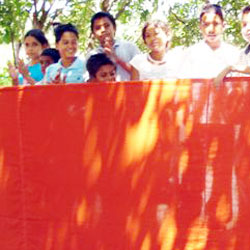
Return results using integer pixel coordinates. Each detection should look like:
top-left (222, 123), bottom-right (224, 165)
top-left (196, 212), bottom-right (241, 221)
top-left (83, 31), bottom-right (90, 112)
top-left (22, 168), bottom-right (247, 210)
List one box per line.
top-left (0, 79), bottom-right (250, 250)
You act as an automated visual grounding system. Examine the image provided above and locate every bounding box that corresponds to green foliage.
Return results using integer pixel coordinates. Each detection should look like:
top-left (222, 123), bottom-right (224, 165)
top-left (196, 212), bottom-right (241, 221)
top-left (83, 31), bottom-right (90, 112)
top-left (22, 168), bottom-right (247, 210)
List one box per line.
top-left (168, 0), bottom-right (249, 48)
top-left (59, 0), bottom-right (96, 52)
top-left (0, 67), bottom-right (12, 87)
top-left (0, 0), bottom-right (31, 44)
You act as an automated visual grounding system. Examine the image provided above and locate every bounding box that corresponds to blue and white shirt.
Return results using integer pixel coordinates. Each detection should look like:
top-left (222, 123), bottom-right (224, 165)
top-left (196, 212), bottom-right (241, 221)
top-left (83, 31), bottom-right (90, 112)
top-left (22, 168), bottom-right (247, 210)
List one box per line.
top-left (44, 57), bottom-right (87, 84)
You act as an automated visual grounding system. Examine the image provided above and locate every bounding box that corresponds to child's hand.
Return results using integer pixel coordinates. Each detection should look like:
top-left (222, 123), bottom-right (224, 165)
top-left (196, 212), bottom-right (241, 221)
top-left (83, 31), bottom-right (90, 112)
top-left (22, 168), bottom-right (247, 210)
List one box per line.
top-left (8, 61), bottom-right (18, 78)
top-left (51, 69), bottom-right (67, 84)
top-left (18, 59), bottom-right (29, 78)
top-left (7, 61), bottom-right (19, 86)
top-left (103, 37), bottom-right (115, 57)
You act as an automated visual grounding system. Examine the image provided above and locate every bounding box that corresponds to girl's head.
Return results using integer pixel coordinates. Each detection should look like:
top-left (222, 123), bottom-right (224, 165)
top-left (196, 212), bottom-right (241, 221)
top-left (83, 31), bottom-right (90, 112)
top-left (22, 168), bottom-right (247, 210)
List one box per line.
top-left (40, 48), bottom-right (60, 74)
top-left (24, 29), bottom-right (49, 62)
top-left (54, 23), bottom-right (79, 60)
top-left (241, 6), bottom-right (250, 43)
top-left (142, 20), bottom-right (172, 52)
top-left (86, 53), bottom-right (116, 82)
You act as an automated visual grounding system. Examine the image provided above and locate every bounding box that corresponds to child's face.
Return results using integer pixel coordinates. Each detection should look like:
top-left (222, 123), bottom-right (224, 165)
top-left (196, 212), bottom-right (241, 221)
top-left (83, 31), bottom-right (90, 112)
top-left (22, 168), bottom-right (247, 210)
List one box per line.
top-left (92, 17), bottom-right (116, 46)
top-left (200, 12), bottom-right (224, 49)
top-left (95, 64), bottom-right (116, 82)
top-left (56, 32), bottom-right (78, 60)
top-left (144, 25), bottom-right (169, 52)
top-left (24, 36), bottom-right (44, 61)
top-left (241, 12), bottom-right (250, 43)
top-left (40, 55), bottom-right (54, 74)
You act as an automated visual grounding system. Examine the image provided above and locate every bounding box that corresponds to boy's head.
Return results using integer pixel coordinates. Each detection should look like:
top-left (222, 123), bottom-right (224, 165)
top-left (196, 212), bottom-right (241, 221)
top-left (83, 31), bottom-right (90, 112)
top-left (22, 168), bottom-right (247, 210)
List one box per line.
top-left (199, 4), bottom-right (224, 49)
top-left (54, 23), bottom-right (79, 59)
top-left (91, 12), bottom-right (116, 46)
top-left (86, 53), bottom-right (116, 82)
top-left (241, 6), bottom-right (250, 43)
top-left (40, 48), bottom-right (61, 74)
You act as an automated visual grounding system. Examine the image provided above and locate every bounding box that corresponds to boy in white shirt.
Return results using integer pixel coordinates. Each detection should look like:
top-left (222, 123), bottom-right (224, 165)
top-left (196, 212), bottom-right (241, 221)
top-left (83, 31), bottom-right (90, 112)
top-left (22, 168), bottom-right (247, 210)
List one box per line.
top-left (180, 4), bottom-right (240, 79)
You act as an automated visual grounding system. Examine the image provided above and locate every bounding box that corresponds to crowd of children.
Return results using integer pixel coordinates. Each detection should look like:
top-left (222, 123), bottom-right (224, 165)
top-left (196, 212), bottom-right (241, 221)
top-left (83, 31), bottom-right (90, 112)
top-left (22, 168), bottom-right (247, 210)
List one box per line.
top-left (6, 4), bottom-right (250, 86)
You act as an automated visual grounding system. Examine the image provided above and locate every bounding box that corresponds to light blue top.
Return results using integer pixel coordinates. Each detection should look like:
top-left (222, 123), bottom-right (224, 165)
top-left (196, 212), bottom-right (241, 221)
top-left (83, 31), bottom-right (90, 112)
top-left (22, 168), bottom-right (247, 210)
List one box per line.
top-left (44, 57), bottom-right (87, 84)
top-left (18, 63), bottom-right (44, 85)
top-left (87, 40), bottom-right (140, 81)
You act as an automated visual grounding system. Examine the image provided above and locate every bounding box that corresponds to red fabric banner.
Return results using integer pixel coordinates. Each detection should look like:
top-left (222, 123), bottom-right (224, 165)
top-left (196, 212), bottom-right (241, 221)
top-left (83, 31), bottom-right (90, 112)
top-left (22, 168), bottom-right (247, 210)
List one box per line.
top-left (0, 79), bottom-right (250, 250)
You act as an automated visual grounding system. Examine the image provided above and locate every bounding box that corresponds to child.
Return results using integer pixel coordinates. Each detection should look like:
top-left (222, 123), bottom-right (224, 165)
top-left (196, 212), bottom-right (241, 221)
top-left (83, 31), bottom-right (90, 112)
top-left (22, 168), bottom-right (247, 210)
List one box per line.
top-left (239, 5), bottom-right (250, 69)
top-left (130, 20), bottom-right (178, 80)
top-left (215, 5), bottom-right (250, 82)
top-left (44, 23), bottom-right (87, 84)
top-left (35, 48), bottom-right (60, 85)
top-left (89, 11), bottom-right (139, 81)
top-left (179, 4), bottom-right (240, 79)
top-left (86, 53), bottom-right (116, 82)
top-left (8, 29), bottom-right (49, 85)
top-left (40, 48), bottom-right (60, 75)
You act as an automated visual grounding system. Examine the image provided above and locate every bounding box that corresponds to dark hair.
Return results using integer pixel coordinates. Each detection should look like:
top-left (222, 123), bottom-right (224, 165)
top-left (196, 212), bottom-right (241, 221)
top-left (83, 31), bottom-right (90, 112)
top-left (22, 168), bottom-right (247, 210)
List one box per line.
top-left (91, 12), bottom-right (116, 32)
top-left (142, 20), bottom-right (171, 48)
top-left (86, 53), bottom-right (116, 78)
top-left (241, 6), bottom-right (250, 55)
top-left (242, 5), bottom-right (250, 15)
top-left (200, 4), bottom-right (224, 22)
top-left (24, 29), bottom-right (49, 46)
top-left (41, 48), bottom-right (61, 63)
top-left (54, 23), bottom-right (79, 43)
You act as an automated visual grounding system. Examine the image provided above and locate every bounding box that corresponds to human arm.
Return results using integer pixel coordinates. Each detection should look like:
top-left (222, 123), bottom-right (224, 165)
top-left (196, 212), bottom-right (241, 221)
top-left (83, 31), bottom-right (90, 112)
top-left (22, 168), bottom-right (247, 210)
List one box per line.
top-left (131, 66), bottom-right (139, 80)
top-left (214, 64), bottom-right (250, 87)
top-left (49, 69), bottom-right (67, 84)
top-left (214, 66), bottom-right (232, 87)
top-left (18, 60), bottom-right (36, 85)
top-left (103, 38), bottom-right (134, 74)
top-left (7, 61), bottom-right (19, 86)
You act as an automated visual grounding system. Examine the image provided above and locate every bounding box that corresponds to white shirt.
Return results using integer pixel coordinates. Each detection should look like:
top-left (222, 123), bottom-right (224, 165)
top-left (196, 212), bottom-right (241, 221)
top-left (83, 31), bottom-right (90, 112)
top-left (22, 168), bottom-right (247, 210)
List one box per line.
top-left (179, 41), bottom-right (240, 79)
top-left (130, 49), bottom-right (181, 80)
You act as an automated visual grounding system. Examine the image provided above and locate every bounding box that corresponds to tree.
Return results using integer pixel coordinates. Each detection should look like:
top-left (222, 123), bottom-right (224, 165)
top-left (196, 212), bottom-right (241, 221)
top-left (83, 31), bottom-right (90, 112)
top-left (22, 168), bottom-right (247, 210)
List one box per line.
top-left (0, 0), bottom-right (31, 64)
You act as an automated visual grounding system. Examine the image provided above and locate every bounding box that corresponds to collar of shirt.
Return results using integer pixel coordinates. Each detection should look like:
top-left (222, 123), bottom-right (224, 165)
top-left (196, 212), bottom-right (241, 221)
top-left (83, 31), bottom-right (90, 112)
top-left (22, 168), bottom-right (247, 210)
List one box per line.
top-left (58, 57), bottom-right (81, 70)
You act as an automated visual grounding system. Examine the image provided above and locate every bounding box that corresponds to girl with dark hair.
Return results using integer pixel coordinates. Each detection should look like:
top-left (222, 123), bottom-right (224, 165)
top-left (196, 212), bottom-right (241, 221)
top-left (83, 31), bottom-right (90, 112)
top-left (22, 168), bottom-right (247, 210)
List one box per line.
top-left (8, 29), bottom-right (49, 85)
top-left (130, 20), bottom-right (178, 80)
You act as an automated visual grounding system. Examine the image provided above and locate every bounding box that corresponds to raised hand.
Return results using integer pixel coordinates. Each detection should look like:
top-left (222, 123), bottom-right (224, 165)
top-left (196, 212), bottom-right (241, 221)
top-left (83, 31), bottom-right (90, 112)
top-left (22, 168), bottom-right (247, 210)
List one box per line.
top-left (18, 59), bottom-right (29, 78)
top-left (103, 36), bottom-right (115, 58)
top-left (7, 61), bottom-right (19, 86)
top-left (51, 69), bottom-right (67, 84)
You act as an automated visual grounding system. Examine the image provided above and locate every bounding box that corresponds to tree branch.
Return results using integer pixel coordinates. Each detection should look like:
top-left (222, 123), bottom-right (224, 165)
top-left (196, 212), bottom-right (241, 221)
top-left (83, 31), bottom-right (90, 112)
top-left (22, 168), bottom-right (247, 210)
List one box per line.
top-left (169, 7), bottom-right (186, 24)
top-left (114, 0), bottom-right (131, 19)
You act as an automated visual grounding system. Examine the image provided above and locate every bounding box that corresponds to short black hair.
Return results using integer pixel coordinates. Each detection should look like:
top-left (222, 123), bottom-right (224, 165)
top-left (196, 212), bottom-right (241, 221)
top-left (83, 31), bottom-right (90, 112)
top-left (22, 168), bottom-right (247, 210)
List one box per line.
top-left (86, 53), bottom-right (116, 78)
top-left (54, 23), bottom-right (79, 43)
top-left (41, 48), bottom-right (61, 63)
top-left (91, 12), bottom-right (116, 32)
top-left (200, 4), bottom-right (224, 22)
top-left (24, 29), bottom-right (49, 46)
top-left (242, 5), bottom-right (250, 15)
